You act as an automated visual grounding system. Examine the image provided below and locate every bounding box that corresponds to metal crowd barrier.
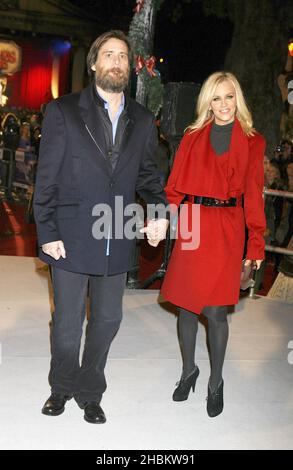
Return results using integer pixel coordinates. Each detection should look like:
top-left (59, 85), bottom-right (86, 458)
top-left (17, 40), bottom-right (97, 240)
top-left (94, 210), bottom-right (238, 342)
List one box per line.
top-left (248, 187), bottom-right (293, 297)
top-left (0, 147), bottom-right (38, 202)
top-left (0, 147), bottom-right (14, 200)
top-left (263, 187), bottom-right (293, 256)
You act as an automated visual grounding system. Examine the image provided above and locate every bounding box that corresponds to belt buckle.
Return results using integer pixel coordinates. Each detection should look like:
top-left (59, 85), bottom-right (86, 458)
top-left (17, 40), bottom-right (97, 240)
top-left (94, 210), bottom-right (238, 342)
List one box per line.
top-left (214, 198), bottom-right (223, 206)
top-left (230, 198), bottom-right (236, 207)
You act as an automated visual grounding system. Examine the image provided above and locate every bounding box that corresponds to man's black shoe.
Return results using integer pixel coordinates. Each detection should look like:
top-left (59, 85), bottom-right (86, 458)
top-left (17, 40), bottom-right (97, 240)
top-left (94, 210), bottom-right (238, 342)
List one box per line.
top-left (84, 402), bottom-right (106, 424)
top-left (42, 393), bottom-right (73, 416)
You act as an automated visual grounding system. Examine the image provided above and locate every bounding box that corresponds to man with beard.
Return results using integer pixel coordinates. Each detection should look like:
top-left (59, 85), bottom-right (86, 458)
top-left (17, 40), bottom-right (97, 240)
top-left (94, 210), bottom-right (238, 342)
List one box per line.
top-left (33, 30), bottom-right (168, 424)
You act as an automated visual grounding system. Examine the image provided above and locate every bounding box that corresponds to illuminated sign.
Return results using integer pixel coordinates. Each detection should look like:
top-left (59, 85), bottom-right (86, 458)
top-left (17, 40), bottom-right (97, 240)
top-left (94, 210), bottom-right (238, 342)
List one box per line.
top-left (0, 40), bottom-right (22, 75)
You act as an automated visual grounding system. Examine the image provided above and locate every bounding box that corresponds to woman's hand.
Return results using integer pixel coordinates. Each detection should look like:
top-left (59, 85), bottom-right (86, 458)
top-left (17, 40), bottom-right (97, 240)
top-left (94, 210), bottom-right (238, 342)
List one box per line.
top-left (140, 218), bottom-right (169, 247)
top-left (244, 259), bottom-right (263, 270)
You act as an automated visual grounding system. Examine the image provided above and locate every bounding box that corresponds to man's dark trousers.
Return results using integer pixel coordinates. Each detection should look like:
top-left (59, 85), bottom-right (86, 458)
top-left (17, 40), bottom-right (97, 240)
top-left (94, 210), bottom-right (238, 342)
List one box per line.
top-left (49, 262), bottom-right (127, 405)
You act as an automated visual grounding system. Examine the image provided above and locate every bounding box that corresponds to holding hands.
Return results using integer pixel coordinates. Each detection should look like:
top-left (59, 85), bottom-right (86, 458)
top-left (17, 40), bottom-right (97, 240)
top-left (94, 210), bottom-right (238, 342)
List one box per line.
top-left (244, 259), bottom-right (263, 270)
top-left (140, 218), bottom-right (169, 247)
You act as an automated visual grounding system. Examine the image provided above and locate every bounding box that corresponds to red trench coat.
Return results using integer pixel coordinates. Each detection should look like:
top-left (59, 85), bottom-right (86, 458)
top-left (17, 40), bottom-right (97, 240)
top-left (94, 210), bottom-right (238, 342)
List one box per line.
top-left (160, 119), bottom-right (266, 314)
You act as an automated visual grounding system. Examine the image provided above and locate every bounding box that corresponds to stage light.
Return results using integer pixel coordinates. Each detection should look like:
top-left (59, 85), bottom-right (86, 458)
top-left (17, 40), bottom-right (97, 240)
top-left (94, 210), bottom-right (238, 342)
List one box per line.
top-left (51, 40), bottom-right (71, 56)
top-left (288, 39), bottom-right (293, 57)
top-left (159, 58), bottom-right (164, 63)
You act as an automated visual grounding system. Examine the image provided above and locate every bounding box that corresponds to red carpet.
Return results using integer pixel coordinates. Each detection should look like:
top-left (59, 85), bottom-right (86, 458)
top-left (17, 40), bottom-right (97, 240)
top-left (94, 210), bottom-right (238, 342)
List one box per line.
top-left (0, 200), bottom-right (37, 257)
top-left (0, 200), bottom-right (277, 292)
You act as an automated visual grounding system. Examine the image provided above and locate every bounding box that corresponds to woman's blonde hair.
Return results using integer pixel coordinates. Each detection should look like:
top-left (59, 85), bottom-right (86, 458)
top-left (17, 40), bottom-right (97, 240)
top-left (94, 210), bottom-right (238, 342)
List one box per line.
top-left (187, 71), bottom-right (255, 136)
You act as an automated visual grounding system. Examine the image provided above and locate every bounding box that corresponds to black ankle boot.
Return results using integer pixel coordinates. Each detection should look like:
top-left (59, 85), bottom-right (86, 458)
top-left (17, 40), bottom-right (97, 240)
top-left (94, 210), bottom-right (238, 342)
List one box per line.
top-left (172, 366), bottom-right (200, 402)
top-left (206, 379), bottom-right (224, 417)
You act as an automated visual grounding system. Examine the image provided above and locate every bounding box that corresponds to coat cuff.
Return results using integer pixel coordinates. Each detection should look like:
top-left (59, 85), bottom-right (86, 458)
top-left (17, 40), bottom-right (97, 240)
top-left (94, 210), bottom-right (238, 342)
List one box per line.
top-left (246, 238), bottom-right (265, 260)
top-left (37, 230), bottom-right (61, 247)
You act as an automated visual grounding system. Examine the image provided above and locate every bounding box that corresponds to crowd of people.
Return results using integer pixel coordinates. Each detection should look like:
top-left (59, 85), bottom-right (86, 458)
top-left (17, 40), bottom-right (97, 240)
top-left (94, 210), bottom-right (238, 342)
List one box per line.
top-left (263, 139), bottom-right (293, 300)
top-left (0, 109), bottom-right (43, 193)
top-left (264, 140), bottom-right (293, 265)
top-left (0, 108), bottom-right (43, 154)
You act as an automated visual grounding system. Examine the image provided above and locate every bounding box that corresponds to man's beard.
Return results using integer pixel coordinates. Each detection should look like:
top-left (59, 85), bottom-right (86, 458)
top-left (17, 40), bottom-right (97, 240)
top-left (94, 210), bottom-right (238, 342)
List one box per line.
top-left (94, 65), bottom-right (130, 93)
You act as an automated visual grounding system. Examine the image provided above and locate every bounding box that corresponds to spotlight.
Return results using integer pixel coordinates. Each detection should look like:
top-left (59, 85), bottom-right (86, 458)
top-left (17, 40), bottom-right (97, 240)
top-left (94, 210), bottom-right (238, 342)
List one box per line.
top-left (288, 39), bottom-right (293, 57)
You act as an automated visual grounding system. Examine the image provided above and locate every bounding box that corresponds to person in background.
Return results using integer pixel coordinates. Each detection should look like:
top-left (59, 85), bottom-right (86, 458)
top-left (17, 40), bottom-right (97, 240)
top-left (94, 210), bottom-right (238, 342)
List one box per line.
top-left (264, 161), bottom-right (285, 245)
top-left (275, 162), bottom-right (293, 250)
top-left (272, 139), bottom-right (293, 180)
top-left (268, 162), bottom-right (293, 301)
top-left (18, 123), bottom-right (31, 151)
top-left (263, 154), bottom-right (271, 183)
top-left (31, 125), bottom-right (42, 156)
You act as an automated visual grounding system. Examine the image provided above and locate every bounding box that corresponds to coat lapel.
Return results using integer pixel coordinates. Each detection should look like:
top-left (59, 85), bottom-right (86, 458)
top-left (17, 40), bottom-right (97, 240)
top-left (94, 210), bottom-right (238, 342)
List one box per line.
top-left (78, 84), bottom-right (137, 177)
top-left (78, 84), bottom-right (112, 175)
top-left (227, 118), bottom-right (249, 194)
top-left (113, 112), bottom-right (135, 176)
top-left (174, 118), bottom-right (250, 199)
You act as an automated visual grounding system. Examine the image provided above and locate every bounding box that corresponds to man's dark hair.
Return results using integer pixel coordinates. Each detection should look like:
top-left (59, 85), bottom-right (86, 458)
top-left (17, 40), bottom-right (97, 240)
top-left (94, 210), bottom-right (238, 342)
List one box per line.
top-left (86, 30), bottom-right (133, 79)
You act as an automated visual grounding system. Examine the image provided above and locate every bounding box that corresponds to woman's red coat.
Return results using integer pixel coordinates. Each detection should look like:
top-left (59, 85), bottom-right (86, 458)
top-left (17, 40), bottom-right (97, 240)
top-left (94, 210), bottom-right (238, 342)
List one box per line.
top-left (160, 119), bottom-right (266, 314)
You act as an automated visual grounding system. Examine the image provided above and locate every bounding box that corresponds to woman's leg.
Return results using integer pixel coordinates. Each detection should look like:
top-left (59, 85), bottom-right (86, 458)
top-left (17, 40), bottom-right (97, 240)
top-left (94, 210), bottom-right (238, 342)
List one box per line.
top-left (202, 305), bottom-right (228, 392)
top-left (178, 307), bottom-right (199, 378)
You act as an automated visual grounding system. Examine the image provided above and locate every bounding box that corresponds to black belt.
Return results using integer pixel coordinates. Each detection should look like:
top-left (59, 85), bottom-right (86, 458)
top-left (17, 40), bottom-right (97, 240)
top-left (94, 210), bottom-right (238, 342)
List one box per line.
top-left (188, 195), bottom-right (242, 207)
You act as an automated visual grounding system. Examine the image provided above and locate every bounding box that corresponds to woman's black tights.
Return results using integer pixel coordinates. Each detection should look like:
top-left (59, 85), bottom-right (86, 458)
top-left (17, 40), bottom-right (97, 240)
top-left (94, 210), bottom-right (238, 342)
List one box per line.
top-left (178, 305), bottom-right (228, 392)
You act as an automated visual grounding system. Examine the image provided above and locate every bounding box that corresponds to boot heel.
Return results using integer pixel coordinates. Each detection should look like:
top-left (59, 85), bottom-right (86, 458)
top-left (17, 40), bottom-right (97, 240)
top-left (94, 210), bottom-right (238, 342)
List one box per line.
top-left (191, 369), bottom-right (199, 392)
top-left (192, 381), bottom-right (196, 393)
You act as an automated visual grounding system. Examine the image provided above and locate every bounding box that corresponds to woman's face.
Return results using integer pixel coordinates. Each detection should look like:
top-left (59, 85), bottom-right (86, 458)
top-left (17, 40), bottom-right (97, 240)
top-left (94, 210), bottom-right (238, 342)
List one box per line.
top-left (263, 155), bottom-right (270, 170)
top-left (21, 125), bottom-right (30, 138)
top-left (265, 164), bottom-right (280, 185)
top-left (210, 80), bottom-right (237, 125)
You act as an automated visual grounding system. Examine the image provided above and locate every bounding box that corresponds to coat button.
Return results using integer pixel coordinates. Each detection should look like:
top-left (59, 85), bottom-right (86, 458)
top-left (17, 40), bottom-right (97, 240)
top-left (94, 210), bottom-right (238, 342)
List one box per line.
top-left (109, 180), bottom-right (115, 187)
top-left (108, 150), bottom-right (112, 156)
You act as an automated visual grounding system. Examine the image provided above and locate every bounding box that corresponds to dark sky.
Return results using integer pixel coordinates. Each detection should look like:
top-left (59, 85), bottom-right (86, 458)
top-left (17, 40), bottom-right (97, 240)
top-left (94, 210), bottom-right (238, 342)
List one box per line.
top-left (69, 0), bottom-right (233, 85)
top-left (154, 1), bottom-right (233, 84)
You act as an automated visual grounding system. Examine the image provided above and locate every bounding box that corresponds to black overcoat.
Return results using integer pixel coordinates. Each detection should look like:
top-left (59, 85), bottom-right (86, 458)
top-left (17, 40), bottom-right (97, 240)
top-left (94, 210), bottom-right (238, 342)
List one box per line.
top-left (33, 83), bottom-right (167, 275)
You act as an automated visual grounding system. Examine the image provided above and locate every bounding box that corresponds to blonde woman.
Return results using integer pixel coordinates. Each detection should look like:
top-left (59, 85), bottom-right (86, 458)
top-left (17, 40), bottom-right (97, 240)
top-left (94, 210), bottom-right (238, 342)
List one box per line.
top-left (161, 71), bottom-right (266, 417)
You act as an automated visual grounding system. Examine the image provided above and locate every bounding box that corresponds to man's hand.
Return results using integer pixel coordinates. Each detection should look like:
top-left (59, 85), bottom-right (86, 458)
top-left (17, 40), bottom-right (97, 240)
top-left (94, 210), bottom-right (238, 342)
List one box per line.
top-left (244, 259), bottom-right (263, 270)
top-left (42, 240), bottom-right (66, 260)
top-left (140, 218), bottom-right (169, 247)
